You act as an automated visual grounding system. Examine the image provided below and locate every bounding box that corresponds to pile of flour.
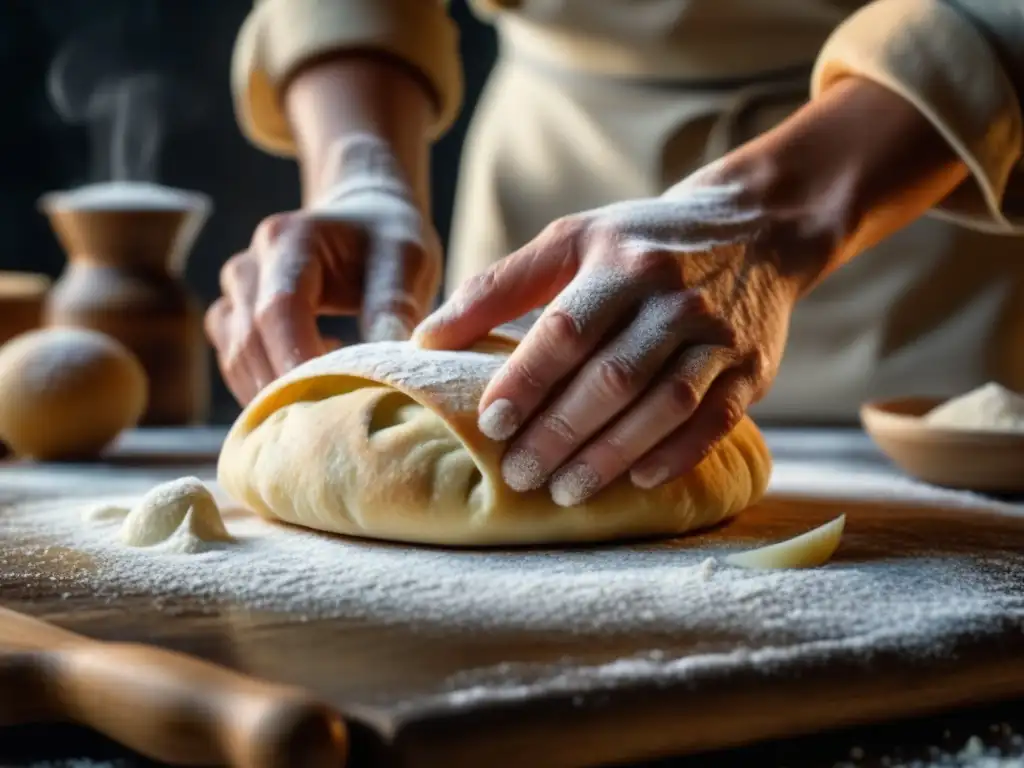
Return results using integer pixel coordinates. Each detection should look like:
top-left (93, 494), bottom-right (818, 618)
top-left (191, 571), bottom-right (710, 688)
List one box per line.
top-left (45, 182), bottom-right (207, 211)
top-left (3, 453), bottom-right (1024, 712)
top-left (924, 382), bottom-right (1024, 432)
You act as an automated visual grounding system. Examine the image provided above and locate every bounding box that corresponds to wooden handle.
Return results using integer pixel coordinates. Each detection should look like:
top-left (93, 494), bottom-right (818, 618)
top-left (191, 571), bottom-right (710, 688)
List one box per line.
top-left (0, 607), bottom-right (347, 768)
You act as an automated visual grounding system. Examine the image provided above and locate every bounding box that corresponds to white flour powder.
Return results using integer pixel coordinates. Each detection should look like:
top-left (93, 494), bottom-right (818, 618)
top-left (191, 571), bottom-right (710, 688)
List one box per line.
top-left (44, 181), bottom-right (207, 211)
top-left (3, 457), bottom-right (1024, 715)
top-left (924, 383), bottom-right (1024, 433)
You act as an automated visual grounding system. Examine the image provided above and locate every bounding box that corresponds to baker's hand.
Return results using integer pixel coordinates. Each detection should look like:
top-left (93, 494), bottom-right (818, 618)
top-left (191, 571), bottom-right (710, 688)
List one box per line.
top-left (414, 174), bottom-right (829, 505)
top-left (205, 137), bottom-right (441, 405)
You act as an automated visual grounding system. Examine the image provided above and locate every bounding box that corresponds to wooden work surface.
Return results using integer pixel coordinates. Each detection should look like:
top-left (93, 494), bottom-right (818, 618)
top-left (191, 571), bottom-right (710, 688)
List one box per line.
top-left (1, 427), bottom-right (1024, 768)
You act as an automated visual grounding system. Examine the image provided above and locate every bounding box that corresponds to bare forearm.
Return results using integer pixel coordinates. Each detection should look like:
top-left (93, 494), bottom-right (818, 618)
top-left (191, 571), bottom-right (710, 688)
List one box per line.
top-left (699, 77), bottom-right (969, 293)
top-left (283, 54), bottom-right (435, 209)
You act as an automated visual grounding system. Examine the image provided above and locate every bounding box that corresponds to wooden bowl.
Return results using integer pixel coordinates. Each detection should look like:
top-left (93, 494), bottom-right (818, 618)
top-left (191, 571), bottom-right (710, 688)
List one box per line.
top-left (860, 396), bottom-right (1024, 493)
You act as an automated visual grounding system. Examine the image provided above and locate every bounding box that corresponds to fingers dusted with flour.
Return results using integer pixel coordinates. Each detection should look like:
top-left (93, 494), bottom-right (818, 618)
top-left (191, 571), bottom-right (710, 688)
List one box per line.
top-left (360, 233), bottom-right (441, 343)
top-left (414, 194), bottom-right (797, 505)
top-left (208, 54), bottom-right (439, 406)
top-left (253, 215), bottom-right (330, 375)
top-left (408, 77), bottom-right (975, 506)
top-left (206, 138), bottom-right (442, 406)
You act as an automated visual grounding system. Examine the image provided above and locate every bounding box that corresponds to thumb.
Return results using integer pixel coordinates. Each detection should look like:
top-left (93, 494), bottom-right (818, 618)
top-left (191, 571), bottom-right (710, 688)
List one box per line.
top-left (412, 227), bottom-right (579, 351)
top-left (360, 236), bottom-right (440, 342)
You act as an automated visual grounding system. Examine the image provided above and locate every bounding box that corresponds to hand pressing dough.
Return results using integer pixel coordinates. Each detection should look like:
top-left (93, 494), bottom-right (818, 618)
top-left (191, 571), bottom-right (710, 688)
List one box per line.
top-left (218, 329), bottom-right (773, 547)
top-left (725, 515), bottom-right (846, 570)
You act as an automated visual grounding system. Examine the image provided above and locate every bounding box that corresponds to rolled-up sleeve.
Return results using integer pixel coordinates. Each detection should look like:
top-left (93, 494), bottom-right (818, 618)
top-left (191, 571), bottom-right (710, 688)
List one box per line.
top-left (811, 0), bottom-right (1024, 234)
top-left (232, 0), bottom-right (463, 157)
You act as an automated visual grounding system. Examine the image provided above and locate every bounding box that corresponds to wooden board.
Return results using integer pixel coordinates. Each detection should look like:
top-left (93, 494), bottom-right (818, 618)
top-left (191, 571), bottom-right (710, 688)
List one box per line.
top-left (2, 428), bottom-right (1024, 768)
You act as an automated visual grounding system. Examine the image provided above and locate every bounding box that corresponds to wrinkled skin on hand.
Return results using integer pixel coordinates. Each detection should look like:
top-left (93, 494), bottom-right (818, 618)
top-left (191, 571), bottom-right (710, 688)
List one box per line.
top-left (206, 139), bottom-right (441, 406)
top-left (415, 178), bottom-right (823, 505)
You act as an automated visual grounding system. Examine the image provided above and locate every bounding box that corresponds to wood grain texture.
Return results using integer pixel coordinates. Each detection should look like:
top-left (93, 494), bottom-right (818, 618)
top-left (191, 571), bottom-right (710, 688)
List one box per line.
top-left (1, 428), bottom-right (1023, 768)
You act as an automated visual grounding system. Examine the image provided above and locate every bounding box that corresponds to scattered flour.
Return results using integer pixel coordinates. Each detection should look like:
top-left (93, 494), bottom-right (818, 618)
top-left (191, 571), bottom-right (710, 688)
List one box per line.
top-left (3, 454), bottom-right (1024, 716)
top-left (833, 725), bottom-right (1024, 767)
top-left (42, 181), bottom-right (209, 212)
top-left (923, 383), bottom-right (1024, 433)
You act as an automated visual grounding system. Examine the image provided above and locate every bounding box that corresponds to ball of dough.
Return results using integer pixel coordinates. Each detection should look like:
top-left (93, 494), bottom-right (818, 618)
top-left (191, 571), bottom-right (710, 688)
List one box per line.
top-left (219, 334), bottom-right (772, 547)
top-left (0, 328), bottom-right (147, 460)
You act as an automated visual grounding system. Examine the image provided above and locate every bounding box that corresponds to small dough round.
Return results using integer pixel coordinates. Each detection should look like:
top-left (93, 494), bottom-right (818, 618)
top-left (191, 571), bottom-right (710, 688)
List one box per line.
top-left (0, 328), bottom-right (147, 460)
top-left (219, 332), bottom-right (773, 547)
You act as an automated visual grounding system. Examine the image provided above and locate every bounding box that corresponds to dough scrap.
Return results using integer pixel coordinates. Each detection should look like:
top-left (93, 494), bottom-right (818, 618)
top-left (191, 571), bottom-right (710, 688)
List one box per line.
top-left (218, 330), bottom-right (773, 547)
top-left (118, 477), bottom-right (232, 553)
top-left (725, 515), bottom-right (846, 570)
top-left (923, 382), bottom-right (1024, 433)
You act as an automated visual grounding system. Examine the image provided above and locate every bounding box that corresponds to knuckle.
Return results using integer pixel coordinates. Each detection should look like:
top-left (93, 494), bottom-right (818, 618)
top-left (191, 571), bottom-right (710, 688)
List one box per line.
top-left (591, 355), bottom-right (641, 401)
top-left (253, 213), bottom-right (289, 247)
top-left (541, 307), bottom-right (585, 349)
top-left (203, 300), bottom-right (228, 339)
top-left (460, 268), bottom-right (500, 303)
top-left (503, 357), bottom-right (546, 394)
top-left (219, 253), bottom-right (250, 293)
top-left (716, 398), bottom-right (746, 432)
top-left (541, 411), bottom-right (578, 445)
top-left (544, 215), bottom-right (583, 246)
top-left (744, 349), bottom-right (772, 380)
top-left (666, 375), bottom-right (702, 416)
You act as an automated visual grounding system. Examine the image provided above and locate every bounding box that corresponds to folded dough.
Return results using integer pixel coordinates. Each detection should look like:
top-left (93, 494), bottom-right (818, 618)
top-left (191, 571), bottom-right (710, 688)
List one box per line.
top-left (217, 329), bottom-right (772, 547)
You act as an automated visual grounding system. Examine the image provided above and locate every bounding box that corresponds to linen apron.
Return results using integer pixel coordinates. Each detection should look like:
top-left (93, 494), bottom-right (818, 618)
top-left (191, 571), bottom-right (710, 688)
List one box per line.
top-left (446, 8), bottom-right (1024, 423)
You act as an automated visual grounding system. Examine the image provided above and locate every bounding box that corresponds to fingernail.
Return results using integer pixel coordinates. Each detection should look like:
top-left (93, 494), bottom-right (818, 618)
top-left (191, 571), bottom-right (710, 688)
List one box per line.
top-left (550, 463), bottom-right (600, 508)
top-left (631, 464), bottom-right (671, 490)
top-left (501, 448), bottom-right (546, 492)
top-left (478, 399), bottom-right (520, 441)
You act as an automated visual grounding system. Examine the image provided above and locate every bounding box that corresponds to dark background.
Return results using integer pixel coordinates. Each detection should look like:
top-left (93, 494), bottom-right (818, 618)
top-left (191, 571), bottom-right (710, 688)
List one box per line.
top-left (0, 0), bottom-right (496, 423)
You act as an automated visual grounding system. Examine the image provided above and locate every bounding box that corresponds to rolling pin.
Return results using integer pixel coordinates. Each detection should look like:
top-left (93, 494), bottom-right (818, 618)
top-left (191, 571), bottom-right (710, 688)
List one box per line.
top-left (0, 606), bottom-right (347, 767)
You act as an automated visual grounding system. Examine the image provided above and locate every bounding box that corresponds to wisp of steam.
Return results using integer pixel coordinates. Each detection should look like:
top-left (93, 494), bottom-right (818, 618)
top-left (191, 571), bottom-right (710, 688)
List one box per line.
top-left (47, 10), bottom-right (206, 185)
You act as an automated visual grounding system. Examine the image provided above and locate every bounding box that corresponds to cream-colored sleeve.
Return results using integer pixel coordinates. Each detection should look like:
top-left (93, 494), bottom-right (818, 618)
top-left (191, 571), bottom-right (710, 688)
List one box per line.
top-left (812, 0), bottom-right (1024, 234)
top-left (232, 0), bottom-right (463, 157)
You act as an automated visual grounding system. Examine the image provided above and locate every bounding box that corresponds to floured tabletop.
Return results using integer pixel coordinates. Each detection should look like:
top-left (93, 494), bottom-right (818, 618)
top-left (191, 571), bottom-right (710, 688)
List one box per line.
top-left (1, 427), bottom-right (1024, 767)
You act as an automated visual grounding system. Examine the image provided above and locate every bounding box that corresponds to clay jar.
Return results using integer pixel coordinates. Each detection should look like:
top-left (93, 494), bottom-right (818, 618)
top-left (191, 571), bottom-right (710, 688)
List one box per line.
top-left (40, 182), bottom-right (212, 426)
top-left (0, 271), bottom-right (51, 346)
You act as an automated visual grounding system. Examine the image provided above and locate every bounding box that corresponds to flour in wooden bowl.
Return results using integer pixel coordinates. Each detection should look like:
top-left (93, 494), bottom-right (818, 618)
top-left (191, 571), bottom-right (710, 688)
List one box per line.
top-left (924, 382), bottom-right (1024, 433)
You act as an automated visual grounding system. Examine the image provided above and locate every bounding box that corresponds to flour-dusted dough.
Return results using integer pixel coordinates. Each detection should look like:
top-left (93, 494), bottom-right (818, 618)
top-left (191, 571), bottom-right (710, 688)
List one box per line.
top-left (218, 329), bottom-right (772, 547)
